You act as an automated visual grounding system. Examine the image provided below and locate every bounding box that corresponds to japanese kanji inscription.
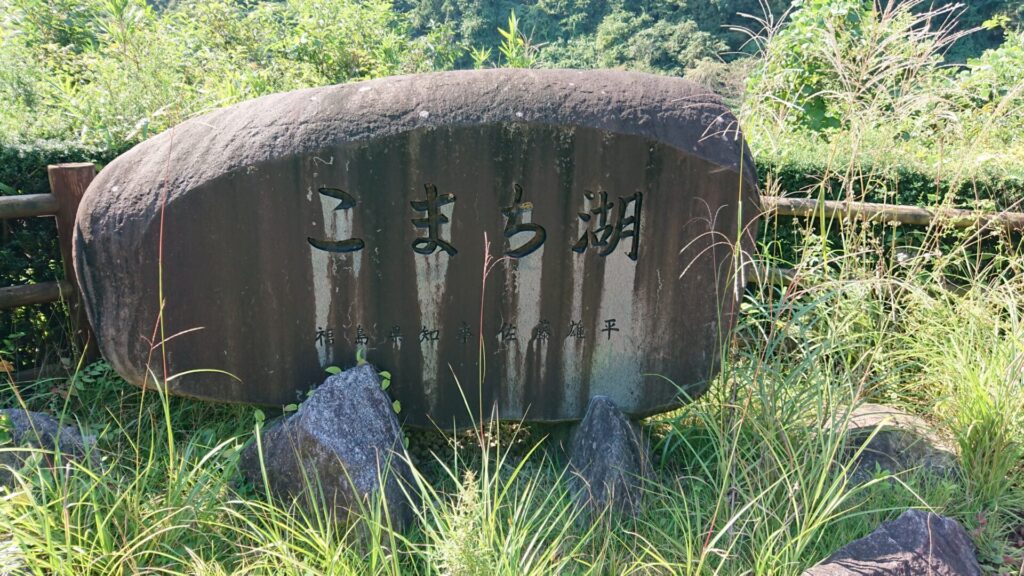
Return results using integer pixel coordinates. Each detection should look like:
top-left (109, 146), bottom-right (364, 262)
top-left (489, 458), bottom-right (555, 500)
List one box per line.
top-left (310, 183), bottom-right (642, 261)
top-left (75, 69), bottom-right (760, 427)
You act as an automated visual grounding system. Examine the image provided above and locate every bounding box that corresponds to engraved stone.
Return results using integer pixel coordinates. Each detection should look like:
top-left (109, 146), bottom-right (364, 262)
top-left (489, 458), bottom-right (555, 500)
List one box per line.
top-left (74, 69), bottom-right (760, 426)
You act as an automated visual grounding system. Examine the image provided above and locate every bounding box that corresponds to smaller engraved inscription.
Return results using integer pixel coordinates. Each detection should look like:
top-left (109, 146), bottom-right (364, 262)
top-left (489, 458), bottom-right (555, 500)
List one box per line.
top-left (566, 320), bottom-right (585, 341)
top-left (314, 327), bottom-right (335, 346)
top-left (354, 324), bottom-right (369, 346)
top-left (532, 320), bottom-right (552, 341)
top-left (419, 326), bottom-right (440, 343)
top-left (497, 322), bottom-right (517, 343)
top-left (458, 322), bottom-right (473, 344)
top-left (602, 319), bottom-right (620, 340)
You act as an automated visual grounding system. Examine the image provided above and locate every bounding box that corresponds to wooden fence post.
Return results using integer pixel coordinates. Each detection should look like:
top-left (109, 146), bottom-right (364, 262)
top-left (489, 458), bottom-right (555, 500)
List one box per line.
top-left (47, 163), bottom-right (98, 363)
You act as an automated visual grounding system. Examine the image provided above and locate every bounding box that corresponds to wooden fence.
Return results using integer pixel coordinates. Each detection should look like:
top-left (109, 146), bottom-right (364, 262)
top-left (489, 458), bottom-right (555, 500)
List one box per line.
top-left (760, 196), bottom-right (1024, 231)
top-left (754, 196), bottom-right (1024, 287)
top-left (2, 164), bottom-right (1024, 358)
top-left (0, 163), bottom-right (97, 360)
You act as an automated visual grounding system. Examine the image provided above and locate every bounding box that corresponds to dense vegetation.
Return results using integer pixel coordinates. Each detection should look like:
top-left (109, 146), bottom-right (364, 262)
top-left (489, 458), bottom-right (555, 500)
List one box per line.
top-left (1, 0), bottom-right (1023, 573)
top-left (1, 0), bottom-right (1021, 153)
top-left (4, 258), bottom-right (1024, 574)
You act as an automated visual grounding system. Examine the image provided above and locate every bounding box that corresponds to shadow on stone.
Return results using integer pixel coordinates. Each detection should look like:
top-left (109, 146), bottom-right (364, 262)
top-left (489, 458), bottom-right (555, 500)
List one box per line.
top-left (239, 364), bottom-right (417, 530)
top-left (567, 396), bottom-right (652, 517)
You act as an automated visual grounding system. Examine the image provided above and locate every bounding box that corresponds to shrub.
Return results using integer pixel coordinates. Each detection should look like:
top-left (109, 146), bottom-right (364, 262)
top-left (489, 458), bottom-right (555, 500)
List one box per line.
top-left (955, 30), bottom-right (1024, 148)
top-left (744, 0), bottom-right (962, 134)
top-left (539, 9), bottom-right (725, 74)
top-left (0, 0), bottom-right (459, 152)
top-left (0, 139), bottom-right (118, 369)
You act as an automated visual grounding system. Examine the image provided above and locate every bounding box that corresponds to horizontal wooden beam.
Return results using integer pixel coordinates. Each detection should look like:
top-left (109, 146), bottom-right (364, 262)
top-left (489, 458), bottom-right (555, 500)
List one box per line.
top-left (0, 193), bottom-right (60, 219)
top-left (761, 196), bottom-right (1024, 230)
top-left (746, 264), bottom-right (796, 286)
top-left (0, 280), bottom-right (71, 309)
top-left (3, 364), bottom-right (67, 383)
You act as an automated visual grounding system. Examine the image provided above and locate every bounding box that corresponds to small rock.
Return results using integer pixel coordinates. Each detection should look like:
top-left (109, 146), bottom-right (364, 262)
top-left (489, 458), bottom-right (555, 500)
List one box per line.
top-left (0, 409), bottom-right (93, 488)
top-left (804, 509), bottom-right (981, 575)
top-left (832, 403), bottom-right (957, 482)
top-left (239, 364), bottom-right (416, 529)
top-left (567, 396), bottom-right (652, 516)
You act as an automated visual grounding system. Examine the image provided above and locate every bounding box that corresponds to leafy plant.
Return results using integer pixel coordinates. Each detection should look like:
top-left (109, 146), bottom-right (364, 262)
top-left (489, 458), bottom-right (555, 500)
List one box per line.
top-left (497, 10), bottom-right (536, 68)
top-left (744, 0), bottom-right (966, 134)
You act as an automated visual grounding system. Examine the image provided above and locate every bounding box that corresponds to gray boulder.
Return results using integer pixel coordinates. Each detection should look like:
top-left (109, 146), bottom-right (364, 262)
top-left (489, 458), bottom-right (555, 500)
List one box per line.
top-left (833, 404), bottom-right (958, 483)
top-left (239, 364), bottom-right (415, 529)
top-left (567, 396), bottom-right (652, 516)
top-left (0, 409), bottom-right (93, 488)
top-left (804, 509), bottom-right (982, 575)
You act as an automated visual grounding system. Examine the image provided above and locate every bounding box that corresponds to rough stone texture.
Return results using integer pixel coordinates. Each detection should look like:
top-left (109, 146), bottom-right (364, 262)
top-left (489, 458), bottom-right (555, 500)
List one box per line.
top-left (239, 364), bottom-right (415, 528)
top-left (804, 509), bottom-right (982, 575)
top-left (0, 409), bottom-right (93, 488)
top-left (76, 69), bottom-right (760, 426)
top-left (833, 404), bottom-right (958, 483)
top-left (567, 396), bottom-right (652, 515)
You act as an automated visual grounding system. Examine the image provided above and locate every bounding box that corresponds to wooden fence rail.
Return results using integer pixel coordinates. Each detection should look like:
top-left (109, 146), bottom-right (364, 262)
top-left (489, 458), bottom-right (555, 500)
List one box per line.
top-left (0, 281), bottom-right (72, 308)
top-left (0, 163), bottom-right (96, 360)
top-left (0, 194), bottom-right (60, 219)
top-left (753, 196), bottom-right (1024, 286)
top-left (762, 196), bottom-right (1024, 231)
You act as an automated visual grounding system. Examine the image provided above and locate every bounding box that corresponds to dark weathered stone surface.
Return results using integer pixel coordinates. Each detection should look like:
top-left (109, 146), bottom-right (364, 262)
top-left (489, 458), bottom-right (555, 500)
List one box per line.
top-left (833, 404), bottom-right (958, 483)
top-left (0, 409), bottom-right (92, 488)
top-left (804, 509), bottom-right (982, 575)
top-left (239, 364), bottom-right (415, 528)
top-left (567, 396), bottom-right (651, 515)
top-left (76, 69), bottom-right (760, 426)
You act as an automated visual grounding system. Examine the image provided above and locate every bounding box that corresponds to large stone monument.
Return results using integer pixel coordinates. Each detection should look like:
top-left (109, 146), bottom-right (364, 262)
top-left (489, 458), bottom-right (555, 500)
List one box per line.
top-left (75, 69), bottom-right (759, 427)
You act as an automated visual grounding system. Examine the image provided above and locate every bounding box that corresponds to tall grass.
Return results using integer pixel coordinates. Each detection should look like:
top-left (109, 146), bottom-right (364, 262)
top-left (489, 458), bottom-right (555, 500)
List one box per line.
top-left (1, 224), bottom-right (1020, 573)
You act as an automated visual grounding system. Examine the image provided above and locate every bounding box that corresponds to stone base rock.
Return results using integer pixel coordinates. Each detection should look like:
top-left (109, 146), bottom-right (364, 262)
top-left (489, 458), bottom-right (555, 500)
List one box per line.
top-left (804, 509), bottom-right (982, 575)
top-left (0, 409), bottom-right (93, 489)
top-left (832, 404), bottom-right (958, 483)
top-left (567, 396), bottom-right (652, 516)
top-left (239, 364), bottom-right (416, 529)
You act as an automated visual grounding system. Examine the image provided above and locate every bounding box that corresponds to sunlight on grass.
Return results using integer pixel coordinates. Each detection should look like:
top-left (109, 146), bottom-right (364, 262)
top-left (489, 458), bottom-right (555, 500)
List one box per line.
top-left (1, 230), bottom-right (1020, 573)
